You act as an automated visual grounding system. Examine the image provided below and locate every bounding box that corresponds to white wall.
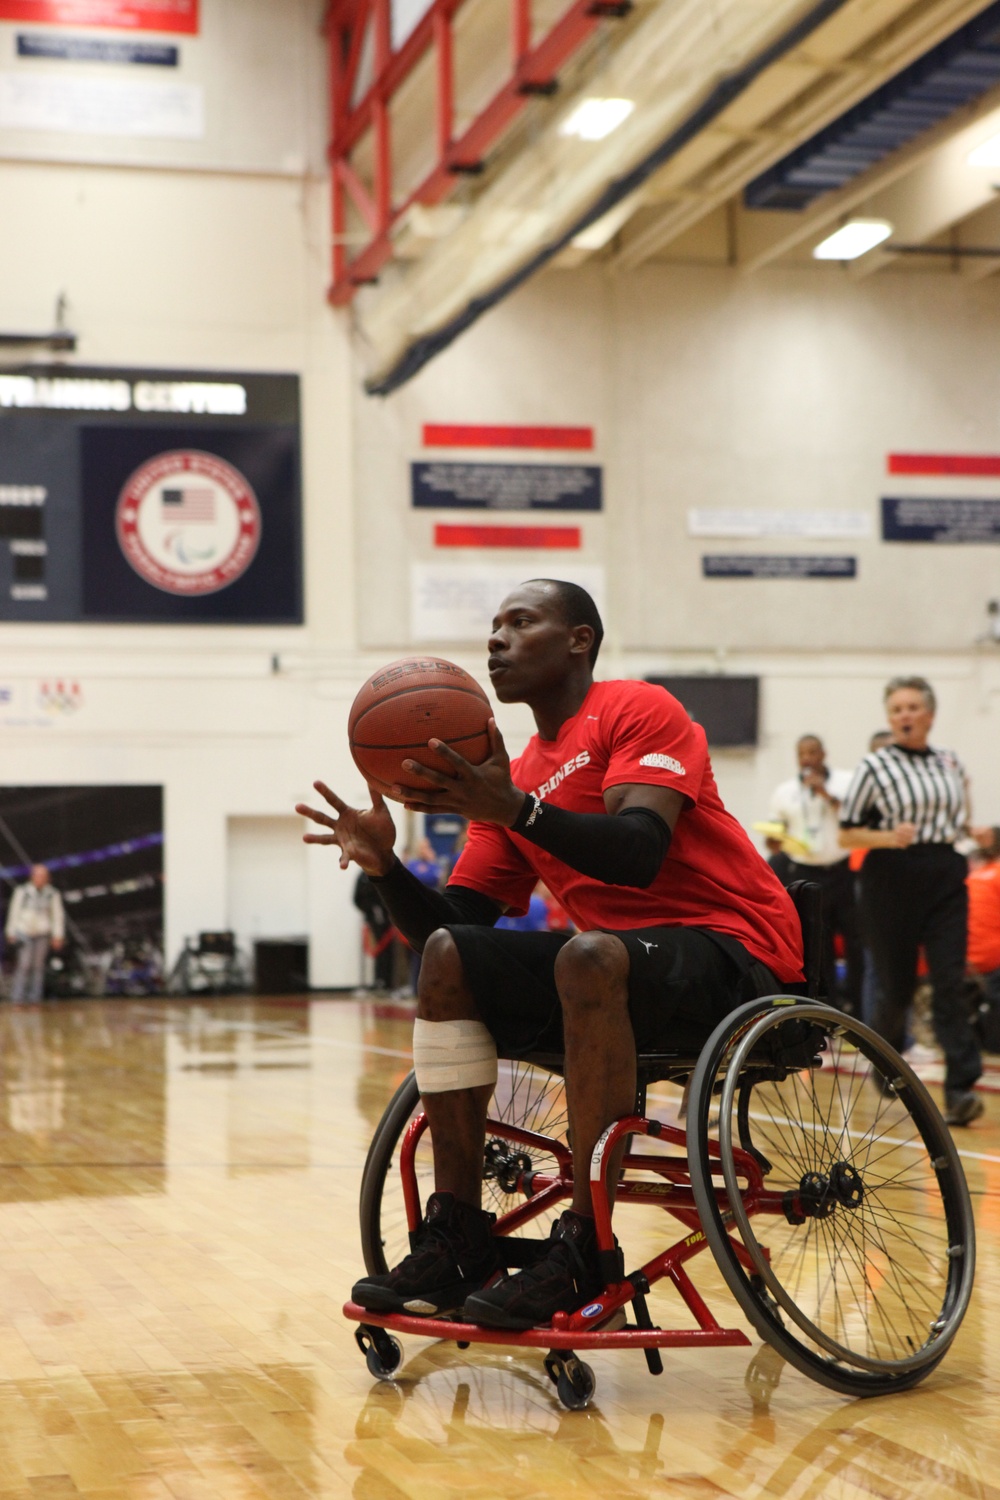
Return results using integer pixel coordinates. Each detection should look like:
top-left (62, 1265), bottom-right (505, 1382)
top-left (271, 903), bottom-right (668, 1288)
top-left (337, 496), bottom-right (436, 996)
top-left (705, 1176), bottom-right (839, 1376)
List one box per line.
top-left (353, 260), bottom-right (1000, 830)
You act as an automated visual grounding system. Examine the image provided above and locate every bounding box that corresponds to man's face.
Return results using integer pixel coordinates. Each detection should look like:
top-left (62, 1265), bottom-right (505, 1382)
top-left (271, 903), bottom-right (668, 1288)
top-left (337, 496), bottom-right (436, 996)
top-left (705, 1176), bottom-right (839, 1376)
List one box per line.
top-left (30, 865), bottom-right (49, 889)
top-left (487, 583), bottom-right (583, 703)
top-left (797, 738), bottom-right (825, 774)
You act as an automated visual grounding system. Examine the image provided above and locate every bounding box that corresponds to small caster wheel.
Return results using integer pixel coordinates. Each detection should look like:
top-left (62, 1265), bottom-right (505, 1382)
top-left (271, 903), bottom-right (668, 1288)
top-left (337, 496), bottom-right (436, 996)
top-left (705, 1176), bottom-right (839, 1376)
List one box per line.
top-left (356, 1325), bottom-right (403, 1382)
top-left (365, 1337), bottom-right (402, 1381)
top-left (556, 1359), bottom-right (596, 1411)
top-left (456, 1340), bottom-right (470, 1350)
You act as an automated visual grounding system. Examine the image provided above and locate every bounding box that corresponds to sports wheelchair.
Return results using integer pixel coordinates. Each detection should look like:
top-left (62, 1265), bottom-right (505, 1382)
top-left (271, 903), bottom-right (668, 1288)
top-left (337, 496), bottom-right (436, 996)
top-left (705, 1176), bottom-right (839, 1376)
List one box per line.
top-left (344, 884), bottom-right (976, 1409)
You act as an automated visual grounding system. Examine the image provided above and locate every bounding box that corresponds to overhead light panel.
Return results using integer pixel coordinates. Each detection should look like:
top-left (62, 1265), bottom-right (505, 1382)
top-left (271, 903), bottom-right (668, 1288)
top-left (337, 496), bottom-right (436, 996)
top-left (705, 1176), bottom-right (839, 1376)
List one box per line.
top-left (560, 97), bottom-right (634, 142)
top-left (967, 131), bottom-right (1000, 166)
top-left (812, 219), bottom-right (893, 260)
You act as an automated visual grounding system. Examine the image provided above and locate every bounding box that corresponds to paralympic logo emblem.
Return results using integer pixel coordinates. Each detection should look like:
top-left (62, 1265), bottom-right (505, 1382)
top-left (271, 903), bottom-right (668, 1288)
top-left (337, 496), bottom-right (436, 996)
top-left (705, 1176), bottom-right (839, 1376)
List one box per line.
top-left (115, 449), bottom-right (261, 596)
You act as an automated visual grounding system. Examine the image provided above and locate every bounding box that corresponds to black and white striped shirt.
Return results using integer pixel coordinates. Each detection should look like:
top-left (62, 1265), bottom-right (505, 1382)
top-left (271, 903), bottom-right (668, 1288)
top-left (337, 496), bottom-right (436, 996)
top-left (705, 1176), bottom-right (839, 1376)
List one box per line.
top-left (839, 744), bottom-right (968, 845)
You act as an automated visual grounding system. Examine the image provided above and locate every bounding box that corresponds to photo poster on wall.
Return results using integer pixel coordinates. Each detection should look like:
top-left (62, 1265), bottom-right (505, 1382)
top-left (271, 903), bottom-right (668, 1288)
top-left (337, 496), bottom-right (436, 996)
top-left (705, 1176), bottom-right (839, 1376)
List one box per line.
top-left (0, 784), bottom-right (164, 997)
top-left (0, 366), bottom-right (302, 622)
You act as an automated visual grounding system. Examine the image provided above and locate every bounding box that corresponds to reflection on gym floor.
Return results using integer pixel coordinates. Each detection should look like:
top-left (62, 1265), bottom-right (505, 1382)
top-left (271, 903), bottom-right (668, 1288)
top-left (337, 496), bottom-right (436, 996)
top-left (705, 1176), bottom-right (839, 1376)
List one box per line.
top-left (0, 996), bottom-right (995, 1498)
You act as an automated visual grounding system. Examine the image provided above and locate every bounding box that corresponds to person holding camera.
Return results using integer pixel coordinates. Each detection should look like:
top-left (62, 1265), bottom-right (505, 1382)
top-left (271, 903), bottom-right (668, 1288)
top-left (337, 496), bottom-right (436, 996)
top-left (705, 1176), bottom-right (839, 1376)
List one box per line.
top-left (766, 734), bottom-right (861, 1012)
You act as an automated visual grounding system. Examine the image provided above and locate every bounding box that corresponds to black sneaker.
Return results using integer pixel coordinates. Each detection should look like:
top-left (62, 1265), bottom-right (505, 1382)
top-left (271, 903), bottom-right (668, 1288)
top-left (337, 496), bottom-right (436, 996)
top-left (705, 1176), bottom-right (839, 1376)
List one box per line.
top-left (462, 1210), bottom-right (603, 1331)
top-left (351, 1192), bottom-right (500, 1316)
top-left (944, 1089), bottom-right (985, 1127)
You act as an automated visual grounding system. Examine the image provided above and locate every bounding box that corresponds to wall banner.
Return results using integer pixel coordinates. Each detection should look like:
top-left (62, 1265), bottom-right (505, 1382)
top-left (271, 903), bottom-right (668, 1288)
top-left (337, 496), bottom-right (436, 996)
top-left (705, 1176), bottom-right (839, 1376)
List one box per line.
top-left (0, 1), bottom-right (198, 34)
top-left (411, 562), bottom-right (605, 641)
top-left (702, 555), bottom-right (857, 579)
top-left (412, 461), bottom-right (602, 512)
top-left (688, 508), bottom-right (870, 539)
top-left (0, 365), bottom-right (302, 623)
top-left (16, 33), bottom-right (179, 63)
top-left (881, 496), bottom-right (1000, 543)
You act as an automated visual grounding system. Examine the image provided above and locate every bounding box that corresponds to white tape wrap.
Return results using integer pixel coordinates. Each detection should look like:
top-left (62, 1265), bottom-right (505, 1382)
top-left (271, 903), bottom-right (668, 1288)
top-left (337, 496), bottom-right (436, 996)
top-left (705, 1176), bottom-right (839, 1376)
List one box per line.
top-left (412, 1018), bottom-right (498, 1094)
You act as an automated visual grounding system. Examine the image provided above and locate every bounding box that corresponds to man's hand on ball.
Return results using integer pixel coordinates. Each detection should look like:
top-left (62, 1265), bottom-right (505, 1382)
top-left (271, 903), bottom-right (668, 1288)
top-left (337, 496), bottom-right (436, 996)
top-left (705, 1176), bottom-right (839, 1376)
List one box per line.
top-left (396, 720), bottom-right (525, 825)
top-left (296, 781), bottom-right (397, 874)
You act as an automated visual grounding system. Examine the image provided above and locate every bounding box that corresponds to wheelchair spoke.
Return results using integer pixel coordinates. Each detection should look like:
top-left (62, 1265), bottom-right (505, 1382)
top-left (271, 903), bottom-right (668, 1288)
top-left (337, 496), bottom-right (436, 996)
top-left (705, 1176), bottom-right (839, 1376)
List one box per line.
top-left (700, 1004), bottom-right (974, 1380)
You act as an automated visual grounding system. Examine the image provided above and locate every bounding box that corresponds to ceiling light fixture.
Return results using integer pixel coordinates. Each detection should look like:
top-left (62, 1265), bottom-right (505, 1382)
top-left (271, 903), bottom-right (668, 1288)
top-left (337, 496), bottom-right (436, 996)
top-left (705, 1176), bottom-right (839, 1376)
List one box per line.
top-left (812, 219), bottom-right (893, 260)
top-left (967, 131), bottom-right (1000, 166)
top-left (559, 97), bottom-right (634, 142)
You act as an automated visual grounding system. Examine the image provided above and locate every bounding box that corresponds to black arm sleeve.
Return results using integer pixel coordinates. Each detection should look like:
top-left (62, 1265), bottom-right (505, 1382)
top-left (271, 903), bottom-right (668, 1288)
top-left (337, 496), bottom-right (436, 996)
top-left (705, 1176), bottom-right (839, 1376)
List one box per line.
top-left (368, 859), bottom-right (503, 952)
top-left (511, 796), bottom-right (672, 887)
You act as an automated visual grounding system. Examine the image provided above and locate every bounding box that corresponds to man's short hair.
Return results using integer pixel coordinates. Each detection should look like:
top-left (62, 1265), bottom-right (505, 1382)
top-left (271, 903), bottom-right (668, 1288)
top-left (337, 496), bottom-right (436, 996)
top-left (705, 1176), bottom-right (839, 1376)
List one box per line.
top-left (884, 675), bottom-right (936, 713)
top-left (797, 734), bottom-right (823, 748)
top-left (528, 579), bottom-right (604, 666)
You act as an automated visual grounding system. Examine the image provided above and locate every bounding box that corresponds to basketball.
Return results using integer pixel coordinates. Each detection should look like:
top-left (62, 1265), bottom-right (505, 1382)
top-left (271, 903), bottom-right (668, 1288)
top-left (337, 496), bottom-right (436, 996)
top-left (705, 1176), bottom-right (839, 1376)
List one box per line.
top-left (348, 656), bottom-right (493, 798)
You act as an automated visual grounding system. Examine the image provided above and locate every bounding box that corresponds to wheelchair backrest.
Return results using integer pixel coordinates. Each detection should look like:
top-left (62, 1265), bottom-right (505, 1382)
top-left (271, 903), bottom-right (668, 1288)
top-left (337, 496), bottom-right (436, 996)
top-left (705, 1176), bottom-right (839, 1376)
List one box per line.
top-left (785, 880), bottom-right (824, 999)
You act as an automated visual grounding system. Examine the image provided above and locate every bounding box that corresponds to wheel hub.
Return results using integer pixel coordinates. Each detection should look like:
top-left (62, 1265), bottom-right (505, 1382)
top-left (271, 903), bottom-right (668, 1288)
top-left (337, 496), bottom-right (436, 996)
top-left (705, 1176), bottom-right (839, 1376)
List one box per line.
top-left (483, 1138), bottom-right (534, 1193)
top-left (784, 1161), bottom-right (864, 1223)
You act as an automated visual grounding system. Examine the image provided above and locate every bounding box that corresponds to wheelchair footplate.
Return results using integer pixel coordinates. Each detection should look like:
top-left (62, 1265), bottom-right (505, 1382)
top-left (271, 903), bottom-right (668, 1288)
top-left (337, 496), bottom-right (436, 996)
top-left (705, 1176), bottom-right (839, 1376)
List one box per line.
top-left (344, 1111), bottom-right (753, 1409)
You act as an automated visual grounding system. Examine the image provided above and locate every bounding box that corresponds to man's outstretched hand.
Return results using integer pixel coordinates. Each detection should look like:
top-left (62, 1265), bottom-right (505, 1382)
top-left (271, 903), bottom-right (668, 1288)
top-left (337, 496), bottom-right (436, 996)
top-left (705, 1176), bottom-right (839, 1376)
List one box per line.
top-left (296, 781), bottom-right (397, 875)
top-left (395, 719), bottom-right (526, 826)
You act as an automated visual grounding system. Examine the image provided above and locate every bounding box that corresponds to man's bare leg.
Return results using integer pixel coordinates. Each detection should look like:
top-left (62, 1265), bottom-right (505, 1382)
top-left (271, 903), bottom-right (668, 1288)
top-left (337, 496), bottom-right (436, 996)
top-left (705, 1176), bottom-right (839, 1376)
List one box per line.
top-left (416, 929), bottom-right (492, 1206)
top-left (554, 932), bottom-right (636, 1217)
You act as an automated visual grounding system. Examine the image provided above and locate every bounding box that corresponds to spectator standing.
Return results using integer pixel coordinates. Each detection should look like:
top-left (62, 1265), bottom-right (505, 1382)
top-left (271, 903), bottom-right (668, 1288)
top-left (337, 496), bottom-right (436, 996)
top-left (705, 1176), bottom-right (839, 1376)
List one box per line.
top-left (767, 734), bottom-right (861, 1012)
top-left (5, 864), bottom-right (65, 1004)
top-left (353, 872), bottom-right (396, 991)
top-left (967, 826), bottom-right (1000, 1051)
top-left (404, 838), bottom-right (444, 992)
top-left (839, 677), bottom-right (983, 1126)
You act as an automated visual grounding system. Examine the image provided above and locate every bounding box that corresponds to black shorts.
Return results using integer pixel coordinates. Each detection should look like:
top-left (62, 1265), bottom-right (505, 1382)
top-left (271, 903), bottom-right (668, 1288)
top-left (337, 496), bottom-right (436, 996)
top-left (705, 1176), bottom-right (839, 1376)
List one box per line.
top-left (444, 924), bottom-right (779, 1057)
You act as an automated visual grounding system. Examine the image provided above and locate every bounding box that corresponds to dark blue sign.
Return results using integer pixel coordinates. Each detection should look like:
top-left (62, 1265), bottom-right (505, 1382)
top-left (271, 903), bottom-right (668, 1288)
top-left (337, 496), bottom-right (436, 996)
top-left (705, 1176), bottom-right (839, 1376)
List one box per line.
top-left (702, 555), bottom-right (857, 579)
top-left (882, 496), bottom-right (1000, 543)
top-left (17, 33), bottom-right (179, 65)
top-left (0, 367), bottom-right (301, 624)
top-left (412, 461), bottom-right (602, 511)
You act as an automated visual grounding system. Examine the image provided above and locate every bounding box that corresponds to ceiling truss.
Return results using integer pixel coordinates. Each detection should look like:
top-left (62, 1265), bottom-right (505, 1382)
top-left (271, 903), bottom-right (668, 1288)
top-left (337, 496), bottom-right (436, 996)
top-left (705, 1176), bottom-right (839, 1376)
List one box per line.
top-left (323, 0), bottom-right (635, 306)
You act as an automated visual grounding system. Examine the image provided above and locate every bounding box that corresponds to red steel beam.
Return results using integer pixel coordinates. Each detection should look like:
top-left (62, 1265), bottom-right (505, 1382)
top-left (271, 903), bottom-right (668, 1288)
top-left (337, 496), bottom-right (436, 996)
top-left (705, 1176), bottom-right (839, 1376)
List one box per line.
top-left (326, 0), bottom-right (627, 305)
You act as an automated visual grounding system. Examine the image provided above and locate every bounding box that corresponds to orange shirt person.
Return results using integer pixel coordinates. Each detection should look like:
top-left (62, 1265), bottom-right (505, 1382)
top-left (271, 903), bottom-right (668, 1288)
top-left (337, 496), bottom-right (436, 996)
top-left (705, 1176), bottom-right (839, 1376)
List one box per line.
top-left (967, 828), bottom-right (1000, 976)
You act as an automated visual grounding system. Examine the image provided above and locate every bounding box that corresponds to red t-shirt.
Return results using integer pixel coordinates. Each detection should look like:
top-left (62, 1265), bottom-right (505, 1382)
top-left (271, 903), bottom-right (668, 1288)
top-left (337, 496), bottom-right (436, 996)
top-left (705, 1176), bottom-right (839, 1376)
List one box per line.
top-left (967, 861), bottom-right (1000, 974)
top-left (451, 680), bottom-right (803, 983)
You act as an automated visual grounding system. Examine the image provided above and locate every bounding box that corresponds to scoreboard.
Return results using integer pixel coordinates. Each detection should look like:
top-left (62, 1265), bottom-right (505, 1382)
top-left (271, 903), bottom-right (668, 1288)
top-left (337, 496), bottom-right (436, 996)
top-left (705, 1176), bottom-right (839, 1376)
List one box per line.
top-left (0, 365), bottom-right (302, 623)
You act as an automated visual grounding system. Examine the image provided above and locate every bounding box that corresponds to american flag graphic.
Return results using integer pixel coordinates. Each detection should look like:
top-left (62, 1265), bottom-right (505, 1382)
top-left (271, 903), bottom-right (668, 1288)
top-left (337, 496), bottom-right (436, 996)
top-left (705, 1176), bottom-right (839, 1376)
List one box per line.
top-left (161, 487), bottom-right (216, 523)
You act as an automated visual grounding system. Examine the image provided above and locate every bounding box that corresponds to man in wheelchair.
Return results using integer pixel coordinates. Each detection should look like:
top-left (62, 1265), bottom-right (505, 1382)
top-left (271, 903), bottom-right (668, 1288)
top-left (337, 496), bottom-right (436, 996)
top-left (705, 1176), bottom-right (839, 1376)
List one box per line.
top-left (299, 579), bottom-right (804, 1331)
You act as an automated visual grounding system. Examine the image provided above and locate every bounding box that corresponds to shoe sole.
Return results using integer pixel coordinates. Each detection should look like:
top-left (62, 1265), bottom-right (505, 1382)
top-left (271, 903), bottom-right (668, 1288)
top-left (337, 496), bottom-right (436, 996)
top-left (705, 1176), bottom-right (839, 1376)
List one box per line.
top-left (353, 1271), bottom-right (498, 1318)
top-left (945, 1098), bottom-right (985, 1127)
top-left (460, 1294), bottom-right (540, 1331)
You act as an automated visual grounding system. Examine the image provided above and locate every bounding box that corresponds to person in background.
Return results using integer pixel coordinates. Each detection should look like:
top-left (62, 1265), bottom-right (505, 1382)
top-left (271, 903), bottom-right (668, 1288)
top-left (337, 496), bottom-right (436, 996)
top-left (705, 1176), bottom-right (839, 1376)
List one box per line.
top-left (353, 871), bottom-right (396, 991)
top-left (767, 734), bottom-right (861, 1012)
top-left (494, 884), bottom-right (550, 933)
top-left (967, 825), bottom-right (1000, 1052)
top-left (839, 677), bottom-right (983, 1126)
top-left (5, 864), bottom-right (65, 1004)
top-left (404, 838), bottom-right (444, 992)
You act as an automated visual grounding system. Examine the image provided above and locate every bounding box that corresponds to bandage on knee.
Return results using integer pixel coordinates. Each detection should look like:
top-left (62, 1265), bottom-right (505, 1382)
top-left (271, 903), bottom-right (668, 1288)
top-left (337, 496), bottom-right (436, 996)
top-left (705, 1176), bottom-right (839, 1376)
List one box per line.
top-left (412, 1018), bottom-right (498, 1094)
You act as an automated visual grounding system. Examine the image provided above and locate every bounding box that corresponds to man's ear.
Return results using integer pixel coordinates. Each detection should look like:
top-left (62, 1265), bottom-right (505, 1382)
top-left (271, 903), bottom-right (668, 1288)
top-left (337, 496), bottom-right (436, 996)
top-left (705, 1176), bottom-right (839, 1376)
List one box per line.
top-left (569, 624), bottom-right (595, 658)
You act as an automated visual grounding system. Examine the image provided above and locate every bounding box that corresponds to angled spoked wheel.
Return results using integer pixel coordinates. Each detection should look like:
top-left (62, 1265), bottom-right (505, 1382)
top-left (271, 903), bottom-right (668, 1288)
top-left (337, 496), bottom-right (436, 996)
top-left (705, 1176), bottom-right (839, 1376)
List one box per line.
top-left (688, 999), bottom-right (976, 1396)
top-left (360, 1061), bottom-right (570, 1277)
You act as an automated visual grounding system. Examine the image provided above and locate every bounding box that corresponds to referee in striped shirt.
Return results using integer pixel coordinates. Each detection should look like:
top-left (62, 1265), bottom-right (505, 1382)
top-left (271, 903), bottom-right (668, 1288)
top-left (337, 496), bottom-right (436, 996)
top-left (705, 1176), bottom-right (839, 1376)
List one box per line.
top-left (839, 676), bottom-right (982, 1125)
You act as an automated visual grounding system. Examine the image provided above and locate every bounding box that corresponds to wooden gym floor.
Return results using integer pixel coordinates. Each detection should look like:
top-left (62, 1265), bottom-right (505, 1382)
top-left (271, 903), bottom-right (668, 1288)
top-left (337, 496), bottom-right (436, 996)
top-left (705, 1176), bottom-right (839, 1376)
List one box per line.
top-left (0, 995), bottom-right (997, 1500)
